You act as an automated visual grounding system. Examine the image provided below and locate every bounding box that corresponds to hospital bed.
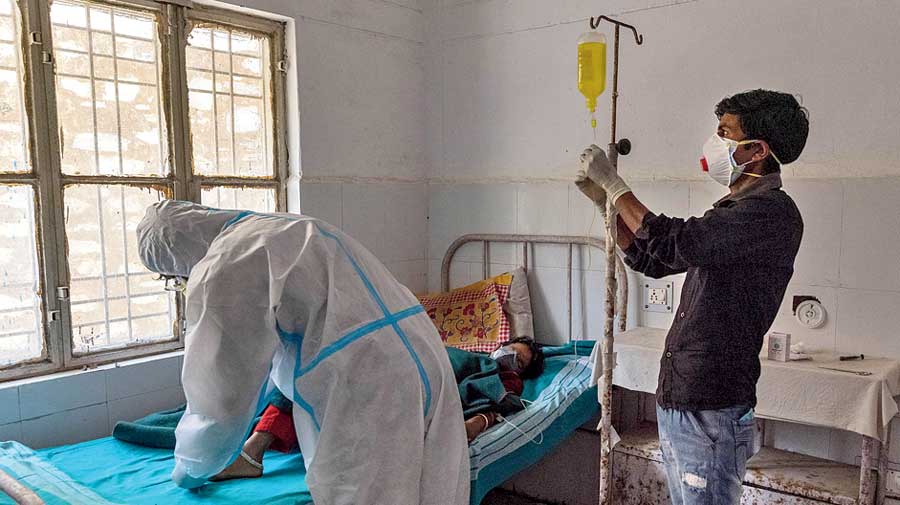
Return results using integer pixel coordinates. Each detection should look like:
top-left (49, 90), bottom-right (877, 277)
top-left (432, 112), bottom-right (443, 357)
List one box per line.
top-left (0, 234), bottom-right (624, 505)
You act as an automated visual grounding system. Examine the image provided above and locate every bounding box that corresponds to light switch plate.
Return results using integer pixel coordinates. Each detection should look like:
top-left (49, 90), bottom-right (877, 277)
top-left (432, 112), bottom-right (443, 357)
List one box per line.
top-left (643, 280), bottom-right (674, 314)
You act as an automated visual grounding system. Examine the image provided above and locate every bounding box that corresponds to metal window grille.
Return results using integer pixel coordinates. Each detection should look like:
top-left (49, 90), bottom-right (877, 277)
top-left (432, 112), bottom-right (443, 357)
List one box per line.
top-left (0, 0), bottom-right (287, 381)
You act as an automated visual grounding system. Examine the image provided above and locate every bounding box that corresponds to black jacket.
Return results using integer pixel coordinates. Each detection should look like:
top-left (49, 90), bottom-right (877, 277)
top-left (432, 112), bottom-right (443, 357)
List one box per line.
top-left (624, 173), bottom-right (803, 411)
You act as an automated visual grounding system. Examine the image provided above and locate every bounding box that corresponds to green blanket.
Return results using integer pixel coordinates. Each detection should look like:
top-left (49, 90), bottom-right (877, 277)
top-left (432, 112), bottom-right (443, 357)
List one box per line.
top-left (113, 348), bottom-right (521, 449)
top-left (112, 390), bottom-right (292, 449)
top-left (445, 347), bottom-right (524, 418)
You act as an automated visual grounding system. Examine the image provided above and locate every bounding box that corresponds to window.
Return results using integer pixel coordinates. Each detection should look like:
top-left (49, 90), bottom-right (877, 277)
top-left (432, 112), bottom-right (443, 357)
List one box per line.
top-left (0, 0), bottom-right (287, 381)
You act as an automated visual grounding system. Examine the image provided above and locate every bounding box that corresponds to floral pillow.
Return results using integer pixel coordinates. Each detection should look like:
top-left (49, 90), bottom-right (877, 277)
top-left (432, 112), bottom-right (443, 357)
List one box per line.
top-left (417, 273), bottom-right (512, 352)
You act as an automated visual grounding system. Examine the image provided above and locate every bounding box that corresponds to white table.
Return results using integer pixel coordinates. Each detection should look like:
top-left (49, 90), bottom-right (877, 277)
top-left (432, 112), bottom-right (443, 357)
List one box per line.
top-left (600, 326), bottom-right (900, 504)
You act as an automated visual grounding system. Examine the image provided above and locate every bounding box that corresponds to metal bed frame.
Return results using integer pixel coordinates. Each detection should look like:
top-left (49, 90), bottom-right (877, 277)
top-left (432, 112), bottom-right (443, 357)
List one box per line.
top-left (440, 233), bottom-right (629, 336)
top-left (441, 233), bottom-right (629, 505)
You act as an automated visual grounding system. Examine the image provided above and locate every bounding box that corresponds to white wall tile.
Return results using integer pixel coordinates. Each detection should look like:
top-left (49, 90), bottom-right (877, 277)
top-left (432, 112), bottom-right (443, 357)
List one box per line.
top-left (828, 429), bottom-right (862, 466)
top-left (19, 370), bottom-right (106, 421)
top-left (688, 180), bottom-right (728, 218)
top-left (525, 243), bottom-right (573, 271)
top-left (343, 183), bottom-right (428, 263)
top-left (517, 182), bottom-right (569, 236)
top-left (387, 259), bottom-right (428, 294)
top-left (108, 386), bottom-right (186, 426)
top-left (836, 289), bottom-right (900, 359)
top-left (769, 284), bottom-right (837, 354)
top-left (20, 403), bottom-right (110, 449)
top-left (630, 181), bottom-right (691, 218)
top-left (106, 355), bottom-right (182, 401)
top-left (783, 179), bottom-right (843, 287)
top-left (527, 267), bottom-right (570, 345)
top-left (889, 417), bottom-right (900, 464)
top-left (571, 268), bottom-right (608, 341)
top-left (427, 259), bottom-right (442, 293)
top-left (0, 422), bottom-right (22, 442)
top-left (766, 420), bottom-right (831, 460)
top-left (299, 182), bottom-right (343, 228)
top-left (378, 184), bottom-right (428, 262)
top-left (567, 183), bottom-right (607, 243)
top-left (839, 179), bottom-right (900, 291)
top-left (0, 387), bottom-right (19, 425)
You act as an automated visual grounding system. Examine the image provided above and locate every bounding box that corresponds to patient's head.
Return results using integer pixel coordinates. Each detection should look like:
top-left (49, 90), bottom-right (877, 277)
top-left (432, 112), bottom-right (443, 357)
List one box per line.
top-left (493, 337), bottom-right (544, 379)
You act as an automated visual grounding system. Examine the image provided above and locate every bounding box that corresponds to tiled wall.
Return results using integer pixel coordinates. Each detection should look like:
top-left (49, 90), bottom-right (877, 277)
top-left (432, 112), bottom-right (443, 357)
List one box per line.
top-left (0, 353), bottom-right (185, 449)
top-left (300, 181), bottom-right (429, 293)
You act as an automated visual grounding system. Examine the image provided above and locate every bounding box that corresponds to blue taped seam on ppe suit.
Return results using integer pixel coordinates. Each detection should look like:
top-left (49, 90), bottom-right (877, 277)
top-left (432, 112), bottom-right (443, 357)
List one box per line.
top-left (314, 223), bottom-right (433, 416)
top-left (136, 200), bottom-right (469, 505)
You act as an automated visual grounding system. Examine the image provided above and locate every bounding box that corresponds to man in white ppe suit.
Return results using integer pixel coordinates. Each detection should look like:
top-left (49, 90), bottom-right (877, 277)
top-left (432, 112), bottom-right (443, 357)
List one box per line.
top-left (136, 200), bottom-right (469, 505)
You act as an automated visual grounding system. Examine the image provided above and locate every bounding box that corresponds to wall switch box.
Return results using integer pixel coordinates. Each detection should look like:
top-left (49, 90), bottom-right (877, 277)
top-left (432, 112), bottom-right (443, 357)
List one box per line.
top-left (643, 281), bottom-right (673, 314)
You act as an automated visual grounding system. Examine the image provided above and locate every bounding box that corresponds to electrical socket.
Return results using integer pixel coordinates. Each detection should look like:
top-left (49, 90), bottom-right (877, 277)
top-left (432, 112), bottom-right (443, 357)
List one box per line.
top-left (643, 281), bottom-right (674, 314)
top-left (648, 288), bottom-right (667, 305)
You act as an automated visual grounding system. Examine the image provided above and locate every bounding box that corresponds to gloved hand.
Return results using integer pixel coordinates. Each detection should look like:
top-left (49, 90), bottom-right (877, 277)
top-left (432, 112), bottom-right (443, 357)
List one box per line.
top-left (580, 144), bottom-right (631, 205)
top-left (574, 169), bottom-right (607, 216)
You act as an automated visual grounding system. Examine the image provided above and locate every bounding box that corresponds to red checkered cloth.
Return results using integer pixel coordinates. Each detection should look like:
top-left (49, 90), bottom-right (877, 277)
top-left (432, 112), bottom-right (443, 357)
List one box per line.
top-left (418, 275), bottom-right (512, 353)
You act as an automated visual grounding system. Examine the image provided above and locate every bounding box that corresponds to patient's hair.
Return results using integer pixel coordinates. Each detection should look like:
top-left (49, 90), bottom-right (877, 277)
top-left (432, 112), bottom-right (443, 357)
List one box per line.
top-left (715, 89), bottom-right (809, 173)
top-left (508, 337), bottom-right (544, 380)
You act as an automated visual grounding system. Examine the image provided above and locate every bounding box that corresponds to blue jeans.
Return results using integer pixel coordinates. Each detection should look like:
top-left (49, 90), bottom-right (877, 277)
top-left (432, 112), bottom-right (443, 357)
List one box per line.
top-left (656, 404), bottom-right (756, 505)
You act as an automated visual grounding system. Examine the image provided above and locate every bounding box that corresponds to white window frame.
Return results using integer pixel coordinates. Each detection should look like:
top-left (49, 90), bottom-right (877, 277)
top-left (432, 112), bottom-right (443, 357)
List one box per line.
top-left (0, 0), bottom-right (287, 382)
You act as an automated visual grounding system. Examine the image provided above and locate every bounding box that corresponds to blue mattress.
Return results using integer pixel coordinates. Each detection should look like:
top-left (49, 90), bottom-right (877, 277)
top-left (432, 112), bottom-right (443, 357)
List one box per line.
top-left (0, 342), bottom-right (598, 505)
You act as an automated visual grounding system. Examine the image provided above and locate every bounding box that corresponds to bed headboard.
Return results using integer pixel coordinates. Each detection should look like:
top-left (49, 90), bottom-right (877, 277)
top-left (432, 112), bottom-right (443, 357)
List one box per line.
top-left (440, 234), bottom-right (629, 341)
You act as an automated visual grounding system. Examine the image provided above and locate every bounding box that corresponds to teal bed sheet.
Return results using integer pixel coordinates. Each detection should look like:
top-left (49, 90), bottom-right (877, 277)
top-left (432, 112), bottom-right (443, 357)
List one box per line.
top-left (0, 341), bottom-right (597, 505)
top-left (467, 341), bottom-right (598, 505)
top-left (0, 438), bottom-right (311, 505)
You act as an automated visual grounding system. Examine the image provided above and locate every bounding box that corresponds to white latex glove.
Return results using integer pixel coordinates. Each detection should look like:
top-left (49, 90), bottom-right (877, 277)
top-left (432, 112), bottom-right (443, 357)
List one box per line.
top-left (574, 169), bottom-right (607, 215)
top-left (580, 144), bottom-right (631, 205)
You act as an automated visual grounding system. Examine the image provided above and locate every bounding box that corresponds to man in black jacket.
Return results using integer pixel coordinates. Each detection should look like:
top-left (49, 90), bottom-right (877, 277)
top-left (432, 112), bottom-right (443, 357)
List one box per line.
top-left (576, 89), bottom-right (808, 504)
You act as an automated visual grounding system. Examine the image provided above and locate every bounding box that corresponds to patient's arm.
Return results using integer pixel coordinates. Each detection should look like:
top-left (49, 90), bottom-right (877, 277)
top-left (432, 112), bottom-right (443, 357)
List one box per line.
top-left (465, 412), bottom-right (497, 442)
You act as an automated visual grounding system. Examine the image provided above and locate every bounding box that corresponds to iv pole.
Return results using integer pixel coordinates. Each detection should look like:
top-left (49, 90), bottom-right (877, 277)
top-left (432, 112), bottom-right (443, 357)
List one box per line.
top-left (588, 14), bottom-right (643, 505)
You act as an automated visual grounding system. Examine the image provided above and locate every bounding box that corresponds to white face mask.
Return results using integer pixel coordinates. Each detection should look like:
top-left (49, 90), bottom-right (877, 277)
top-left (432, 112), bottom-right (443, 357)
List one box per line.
top-left (700, 134), bottom-right (773, 187)
top-left (490, 346), bottom-right (521, 373)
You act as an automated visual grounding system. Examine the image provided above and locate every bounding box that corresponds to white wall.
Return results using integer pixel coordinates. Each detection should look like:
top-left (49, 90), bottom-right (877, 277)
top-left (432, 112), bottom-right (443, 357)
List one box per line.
top-left (423, 0), bottom-right (900, 479)
top-left (0, 353), bottom-right (185, 449)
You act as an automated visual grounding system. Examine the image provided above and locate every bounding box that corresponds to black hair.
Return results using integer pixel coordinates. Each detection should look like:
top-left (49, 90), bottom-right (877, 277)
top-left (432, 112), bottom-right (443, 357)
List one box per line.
top-left (715, 89), bottom-right (809, 174)
top-left (508, 337), bottom-right (544, 380)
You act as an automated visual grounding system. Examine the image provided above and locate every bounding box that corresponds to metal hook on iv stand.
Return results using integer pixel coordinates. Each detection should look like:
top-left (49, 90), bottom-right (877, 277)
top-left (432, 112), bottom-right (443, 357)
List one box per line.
top-left (588, 15), bottom-right (644, 155)
top-left (589, 14), bottom-right (643, 505)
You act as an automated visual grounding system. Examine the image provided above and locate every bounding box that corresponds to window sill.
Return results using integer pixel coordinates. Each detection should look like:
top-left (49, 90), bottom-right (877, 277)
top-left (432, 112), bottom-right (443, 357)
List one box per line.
top-left (0, 350), bottom-right (184, 391)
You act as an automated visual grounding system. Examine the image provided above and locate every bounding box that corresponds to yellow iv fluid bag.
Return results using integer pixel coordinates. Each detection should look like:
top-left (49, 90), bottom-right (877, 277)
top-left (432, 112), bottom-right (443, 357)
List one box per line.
top-left (577, 31), bottom-right (607, 129)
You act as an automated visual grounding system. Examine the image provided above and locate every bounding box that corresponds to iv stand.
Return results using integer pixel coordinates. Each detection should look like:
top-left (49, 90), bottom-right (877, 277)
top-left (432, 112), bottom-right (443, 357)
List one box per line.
top-left (589, 14), bottom-right (643, 505)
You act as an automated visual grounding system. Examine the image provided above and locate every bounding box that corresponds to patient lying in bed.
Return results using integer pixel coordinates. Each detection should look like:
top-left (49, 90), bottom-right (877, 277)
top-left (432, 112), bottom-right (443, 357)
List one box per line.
top-left (214, 337), bottom-right (545, 481)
